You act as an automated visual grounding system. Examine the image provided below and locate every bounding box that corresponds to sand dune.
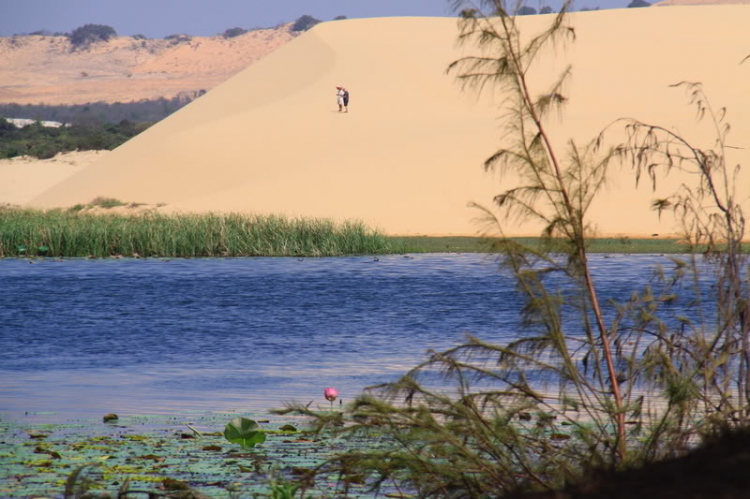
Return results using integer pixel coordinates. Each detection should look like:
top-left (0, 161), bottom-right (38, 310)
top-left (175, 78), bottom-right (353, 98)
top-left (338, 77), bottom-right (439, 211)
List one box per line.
top-left (0, 27), bottom-right (295, 105)
top-left (28, 8), bottom-right (750, 238)
top-left (0, 151), bottom-right (109, 206)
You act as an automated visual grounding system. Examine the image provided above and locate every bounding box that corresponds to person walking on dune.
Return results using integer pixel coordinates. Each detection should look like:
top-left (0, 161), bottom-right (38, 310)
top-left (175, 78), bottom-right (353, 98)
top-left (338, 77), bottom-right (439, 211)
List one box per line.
top-left (336, 85), bottom-right (349, 113)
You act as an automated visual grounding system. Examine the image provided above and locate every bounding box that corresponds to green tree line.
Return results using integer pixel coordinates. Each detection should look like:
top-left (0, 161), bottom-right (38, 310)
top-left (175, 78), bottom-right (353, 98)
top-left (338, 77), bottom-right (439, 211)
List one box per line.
top-left (0, 94), bottom-right (198, 125)
top-left (0, 118), bottom-right (152, 159)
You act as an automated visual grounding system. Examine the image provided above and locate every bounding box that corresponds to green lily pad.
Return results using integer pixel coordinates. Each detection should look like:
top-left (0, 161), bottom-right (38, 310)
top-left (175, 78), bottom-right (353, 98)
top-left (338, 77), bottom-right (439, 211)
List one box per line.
top-left (223, 418), bottom-right (266, 450)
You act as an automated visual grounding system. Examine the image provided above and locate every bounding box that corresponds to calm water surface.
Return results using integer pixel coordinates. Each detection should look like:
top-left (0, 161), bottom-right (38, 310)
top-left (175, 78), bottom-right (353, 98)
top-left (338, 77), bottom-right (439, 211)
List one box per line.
top-left (0, 254), bottom-right (691, 422)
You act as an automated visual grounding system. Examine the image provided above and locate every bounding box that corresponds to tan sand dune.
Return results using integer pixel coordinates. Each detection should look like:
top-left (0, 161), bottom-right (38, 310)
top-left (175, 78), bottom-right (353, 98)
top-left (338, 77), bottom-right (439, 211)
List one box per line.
top-left (0, 27), bottom-right (295, 105)
top-left (0, 151), bottom-right (110, 206)
top-left (28, 8), bottom-right (750, 238)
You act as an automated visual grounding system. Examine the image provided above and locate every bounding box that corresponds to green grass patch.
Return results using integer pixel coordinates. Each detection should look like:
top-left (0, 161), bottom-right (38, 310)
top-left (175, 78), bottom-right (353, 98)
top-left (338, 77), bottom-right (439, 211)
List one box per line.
top-left (0, 207), bottom-right (397, 258)
top-left (88, 197), bottom-right (127, 209)
top-left (5, 207), bottom-right (745, 258)
top-left (387, 236), bottom-right (749, 254)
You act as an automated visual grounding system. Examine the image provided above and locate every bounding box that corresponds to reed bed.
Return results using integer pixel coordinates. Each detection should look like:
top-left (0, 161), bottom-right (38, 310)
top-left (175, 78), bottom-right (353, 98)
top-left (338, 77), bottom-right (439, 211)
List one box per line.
top-left (0, 207), bottom-right (397, 257)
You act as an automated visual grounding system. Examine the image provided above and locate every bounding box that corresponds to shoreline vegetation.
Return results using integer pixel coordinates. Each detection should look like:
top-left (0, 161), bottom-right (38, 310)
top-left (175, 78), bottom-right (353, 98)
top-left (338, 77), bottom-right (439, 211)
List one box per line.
top-left (391, 235), bottom-right (748, 254)
top-left (0, 207), bottom-right (394, 258)
top-left (0, 206), bottom-right (742, 258)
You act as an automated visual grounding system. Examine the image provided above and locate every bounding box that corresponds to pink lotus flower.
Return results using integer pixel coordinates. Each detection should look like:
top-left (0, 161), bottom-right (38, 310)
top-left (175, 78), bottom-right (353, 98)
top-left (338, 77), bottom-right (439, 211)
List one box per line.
top-left (324, 387), bottom-right (339, 402)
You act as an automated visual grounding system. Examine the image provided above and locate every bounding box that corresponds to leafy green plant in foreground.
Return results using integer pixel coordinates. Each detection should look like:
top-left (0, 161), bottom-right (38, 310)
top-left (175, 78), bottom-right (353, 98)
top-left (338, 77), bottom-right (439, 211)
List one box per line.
top-left (224, 417), bottom-right (267, 449)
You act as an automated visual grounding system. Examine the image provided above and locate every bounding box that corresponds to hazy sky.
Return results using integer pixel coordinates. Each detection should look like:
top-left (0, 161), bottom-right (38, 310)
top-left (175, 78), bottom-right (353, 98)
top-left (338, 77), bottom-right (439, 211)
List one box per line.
top-left (0, 0), bottom-right (628, 38)
top-left (1, 1), bottom-right (451, 37)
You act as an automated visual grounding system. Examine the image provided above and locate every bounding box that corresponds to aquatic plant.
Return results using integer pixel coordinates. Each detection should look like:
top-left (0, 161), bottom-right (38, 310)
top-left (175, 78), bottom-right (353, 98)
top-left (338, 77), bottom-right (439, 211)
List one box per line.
top-left (223, 417), bottom-right (266, 449)
top-left (0, 208), bottom-right (397, 258)
top-left (324, 387), bottom-right (340, 412)
top-left (269, 472), bottom-right (306, 499)
top-left (4, 411), bottom-right (373, 498)
top-left (277, 0), bottom-right (748, 497)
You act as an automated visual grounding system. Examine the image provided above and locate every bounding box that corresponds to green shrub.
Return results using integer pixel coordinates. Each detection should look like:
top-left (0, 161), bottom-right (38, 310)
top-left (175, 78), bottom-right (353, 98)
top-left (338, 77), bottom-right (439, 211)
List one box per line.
top-left (69, 24), bottom-right (117, 49)
top-left (291, 15), bottom-right (322, 32)
top-left (164, 34), bottom-right (192, 44)
top-left (222, 27), bottom-right (247, 38)
top-left (89, 197), bottom-right (126, 209)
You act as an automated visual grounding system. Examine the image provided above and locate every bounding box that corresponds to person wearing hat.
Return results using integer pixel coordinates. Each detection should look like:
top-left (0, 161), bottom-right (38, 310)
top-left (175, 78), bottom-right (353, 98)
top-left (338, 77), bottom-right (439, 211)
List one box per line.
top-left (336, 85), bottom-right (349, 113)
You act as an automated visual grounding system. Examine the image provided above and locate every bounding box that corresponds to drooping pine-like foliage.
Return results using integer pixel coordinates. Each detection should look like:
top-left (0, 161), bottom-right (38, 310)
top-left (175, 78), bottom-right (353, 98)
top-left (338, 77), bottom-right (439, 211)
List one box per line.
top-left (278, 2), bottom-right (748, 497)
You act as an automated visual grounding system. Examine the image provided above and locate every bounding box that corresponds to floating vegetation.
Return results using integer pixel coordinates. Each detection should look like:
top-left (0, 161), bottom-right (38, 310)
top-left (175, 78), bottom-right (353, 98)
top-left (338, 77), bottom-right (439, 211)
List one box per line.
top-left (223, 417), bottom-right (266, 449)
top-left (0, 411), bottom-right (395, 498)
top-left (0, 207), bottom-right (398, 258)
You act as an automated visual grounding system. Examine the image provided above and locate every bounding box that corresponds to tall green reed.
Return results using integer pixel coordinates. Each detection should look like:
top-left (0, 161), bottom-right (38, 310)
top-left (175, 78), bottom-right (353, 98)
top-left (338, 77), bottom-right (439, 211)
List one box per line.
top-left (0, 207), bottom-right (396, 257)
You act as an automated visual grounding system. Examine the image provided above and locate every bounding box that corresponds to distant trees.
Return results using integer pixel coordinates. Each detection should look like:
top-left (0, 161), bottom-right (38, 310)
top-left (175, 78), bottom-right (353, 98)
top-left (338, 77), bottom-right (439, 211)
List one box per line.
top-left (0, 118), bottom-right (152, 159)
top-left (69, 24), bottom-right (117, 49)
top-left (333, 15), bottom-right (348, 20)
top-left (222, 27), bottom-right (248, 38)
top-left (627, 0), bottom-right (651, 6)
top-left (0, 94), bottom-right (199, 126)
top-left (291, 15), bottom-right (322, 32)
top-left (512, 5), bottom-right (554, 15)
top-left (0, 118), bottom-right (15, 133)
top-left (164, 34), bottom-right (192, 44)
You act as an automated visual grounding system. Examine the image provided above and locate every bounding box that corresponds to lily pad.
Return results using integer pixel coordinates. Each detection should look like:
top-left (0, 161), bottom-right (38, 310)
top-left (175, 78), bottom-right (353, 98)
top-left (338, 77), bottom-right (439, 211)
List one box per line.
top-left (223, 418), bottom-right (266, 450)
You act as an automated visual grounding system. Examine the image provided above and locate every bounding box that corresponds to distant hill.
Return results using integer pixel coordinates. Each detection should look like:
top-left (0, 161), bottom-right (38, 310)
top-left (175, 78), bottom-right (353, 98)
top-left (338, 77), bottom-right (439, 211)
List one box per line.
top-left (0, 26), bottom-right (297, 106)
top-left (28, 11), bottom-right (750, 237)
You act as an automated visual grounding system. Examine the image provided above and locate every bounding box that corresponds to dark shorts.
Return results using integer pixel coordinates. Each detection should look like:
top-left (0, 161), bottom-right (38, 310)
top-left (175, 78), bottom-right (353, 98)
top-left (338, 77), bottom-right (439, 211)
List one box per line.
top-left (343, 96), bottom-right (349, 106)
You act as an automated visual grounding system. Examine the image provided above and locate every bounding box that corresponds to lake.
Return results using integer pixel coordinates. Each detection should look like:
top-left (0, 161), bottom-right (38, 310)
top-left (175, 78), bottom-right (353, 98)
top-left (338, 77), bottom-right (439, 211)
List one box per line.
top-left (0, 253), bottom-right (695, 422)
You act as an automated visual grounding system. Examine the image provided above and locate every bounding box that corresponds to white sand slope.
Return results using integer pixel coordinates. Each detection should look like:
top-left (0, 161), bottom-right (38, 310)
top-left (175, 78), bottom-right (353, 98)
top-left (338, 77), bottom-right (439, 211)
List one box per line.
top-left (0, 151), bottom-right (110, 206)
top-left (28, 8), bottom-right (750, 237)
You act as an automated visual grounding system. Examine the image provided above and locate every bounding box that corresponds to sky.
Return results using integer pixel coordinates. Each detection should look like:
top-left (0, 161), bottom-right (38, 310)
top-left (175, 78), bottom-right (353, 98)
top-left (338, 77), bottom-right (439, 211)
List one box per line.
top-left (0, 0), bottom-right (628, 38)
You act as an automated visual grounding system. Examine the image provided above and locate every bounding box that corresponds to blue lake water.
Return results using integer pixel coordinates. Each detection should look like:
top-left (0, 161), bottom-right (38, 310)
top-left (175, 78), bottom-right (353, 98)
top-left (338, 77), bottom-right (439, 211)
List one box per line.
top-left (0, 253), bottom-right (697, 422)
